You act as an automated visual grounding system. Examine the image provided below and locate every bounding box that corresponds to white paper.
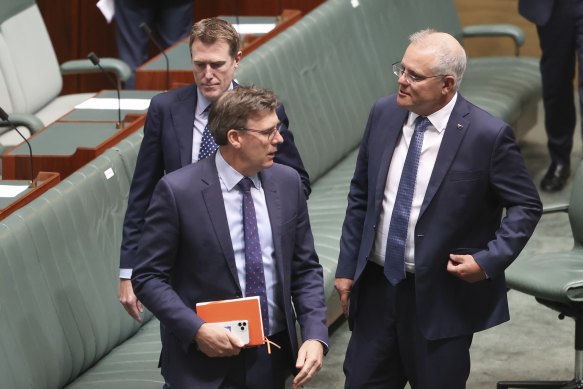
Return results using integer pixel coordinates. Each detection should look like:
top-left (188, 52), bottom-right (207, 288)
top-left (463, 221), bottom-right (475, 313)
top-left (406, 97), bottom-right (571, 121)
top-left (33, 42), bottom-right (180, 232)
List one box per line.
top-left (233, 23), bottom-right (276, 35)
top-left (75, 98), bottom-right (151, 111)
top-left (96, 0), bottom-right (115, 23)
top-left (0, 184), bottom-right (28, 198)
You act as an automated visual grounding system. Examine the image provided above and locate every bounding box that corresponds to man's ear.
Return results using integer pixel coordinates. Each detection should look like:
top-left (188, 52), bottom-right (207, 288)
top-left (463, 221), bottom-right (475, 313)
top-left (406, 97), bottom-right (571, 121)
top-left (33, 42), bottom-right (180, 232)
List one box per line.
top-left (442, 75), bottom-right (456, 95)
top-left (227, 128), bottom-right (242, 149)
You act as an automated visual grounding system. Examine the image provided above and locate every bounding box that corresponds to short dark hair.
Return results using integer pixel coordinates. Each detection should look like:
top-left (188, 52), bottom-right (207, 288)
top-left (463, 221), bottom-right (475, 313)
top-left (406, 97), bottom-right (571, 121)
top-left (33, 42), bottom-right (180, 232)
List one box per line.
top-left (208, 86), bottom-right (278, 146)
top-left (189, 18), bottom-right (240, 58)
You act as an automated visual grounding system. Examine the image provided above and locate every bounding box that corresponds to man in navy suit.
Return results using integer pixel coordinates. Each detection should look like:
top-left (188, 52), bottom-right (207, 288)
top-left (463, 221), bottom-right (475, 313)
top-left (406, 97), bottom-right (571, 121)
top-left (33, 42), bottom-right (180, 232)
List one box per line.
top-left (119, 18), bottom-right (310, 321)
top-left (132, 86), bottom-right (328, 388)
top-left (518, 0), bottom-right (583, 191)
top-left (335, 29), bottom-right (542, 388)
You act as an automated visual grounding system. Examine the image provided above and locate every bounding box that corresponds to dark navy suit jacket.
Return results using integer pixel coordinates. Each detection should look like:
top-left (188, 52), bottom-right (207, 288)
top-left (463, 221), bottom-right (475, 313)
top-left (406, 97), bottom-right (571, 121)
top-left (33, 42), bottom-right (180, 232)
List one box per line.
top-left (132, 159), bottom-right (328, 388)
top-left (120, 83), bottom-right (310, 270)
top-left (336, 94), bottom-right (542, 340)
top-left (518, 0), bottom-right (554, 26)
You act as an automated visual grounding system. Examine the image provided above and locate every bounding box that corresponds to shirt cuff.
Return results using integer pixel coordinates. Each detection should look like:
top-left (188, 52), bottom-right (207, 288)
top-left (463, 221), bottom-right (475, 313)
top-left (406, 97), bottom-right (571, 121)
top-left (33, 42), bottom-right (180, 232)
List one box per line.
top-left (119, 268), bottom-right (132, 279)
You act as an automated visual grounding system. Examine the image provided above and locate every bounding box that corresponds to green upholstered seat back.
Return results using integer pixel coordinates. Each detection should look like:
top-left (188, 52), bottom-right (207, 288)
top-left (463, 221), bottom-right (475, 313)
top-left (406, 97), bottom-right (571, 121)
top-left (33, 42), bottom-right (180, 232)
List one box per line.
top-left (0, 2), bottom-right (62, 115)
top-left (0, 149), bottom-right (147, 388)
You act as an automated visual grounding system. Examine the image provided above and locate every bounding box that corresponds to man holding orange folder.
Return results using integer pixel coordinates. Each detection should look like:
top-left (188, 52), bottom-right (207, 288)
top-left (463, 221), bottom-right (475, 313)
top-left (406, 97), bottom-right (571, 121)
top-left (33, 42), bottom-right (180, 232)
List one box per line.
top-left (132, 86), bottom-right (328, 389)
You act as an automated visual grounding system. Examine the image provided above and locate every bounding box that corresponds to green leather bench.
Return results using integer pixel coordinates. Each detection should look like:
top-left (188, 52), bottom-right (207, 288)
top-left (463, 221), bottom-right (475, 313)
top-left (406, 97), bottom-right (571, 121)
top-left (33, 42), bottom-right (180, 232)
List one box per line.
top-left (235, 0), bottom-right (542, 323)
top-left (0, 133), bottom-right (162, 388)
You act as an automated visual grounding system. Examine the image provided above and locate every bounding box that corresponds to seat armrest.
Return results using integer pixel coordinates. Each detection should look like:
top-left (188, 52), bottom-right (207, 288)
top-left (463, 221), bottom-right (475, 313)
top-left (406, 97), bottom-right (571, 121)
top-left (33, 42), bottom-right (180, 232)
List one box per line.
top-left (542, 203), bottom-right (569, 214)
top-left (0, 113), bottom-right (44, 135)
top-left (60, 58), bottom-right (132, 83)
top-left (462, 24), bottom-right (525, 56)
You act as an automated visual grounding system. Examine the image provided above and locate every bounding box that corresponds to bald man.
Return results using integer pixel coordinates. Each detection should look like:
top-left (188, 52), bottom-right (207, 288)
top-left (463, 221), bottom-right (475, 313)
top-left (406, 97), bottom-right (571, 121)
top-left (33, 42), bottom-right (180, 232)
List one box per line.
top-left (335, 29), bottom-right (541, 388)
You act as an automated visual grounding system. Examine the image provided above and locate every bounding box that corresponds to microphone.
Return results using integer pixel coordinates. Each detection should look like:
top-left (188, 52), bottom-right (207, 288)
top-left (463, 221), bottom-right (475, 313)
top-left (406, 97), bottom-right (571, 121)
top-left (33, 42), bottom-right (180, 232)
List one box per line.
top-left (0, 107), bottom-right (35, 187)
top-left (139, 22), bottom-right (170, 90)
top-left (88, 52), bottom-right (123, 129)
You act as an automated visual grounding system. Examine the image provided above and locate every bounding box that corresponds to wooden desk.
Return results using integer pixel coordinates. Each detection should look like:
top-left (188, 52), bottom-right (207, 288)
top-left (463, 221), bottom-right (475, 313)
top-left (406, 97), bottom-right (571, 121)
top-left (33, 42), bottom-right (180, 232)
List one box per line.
top-left (0, 172), bottom-right (60, 220)
top-left (2, 117), bottom-right (145, 181)
top-left (1, 90), bottom-right (159, 180)
top-left (135, 10), bottom-right (303, 90)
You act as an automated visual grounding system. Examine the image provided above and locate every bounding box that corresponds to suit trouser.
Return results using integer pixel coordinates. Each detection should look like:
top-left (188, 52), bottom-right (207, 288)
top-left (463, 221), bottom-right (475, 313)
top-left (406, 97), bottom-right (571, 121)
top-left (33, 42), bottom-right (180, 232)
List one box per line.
top-left (163, 331), bottom-right (292, 389)
top-left (343, 262), bottom-right (472, 389)
top-left (537, 0), bottom-right (583, 166)
top-left (114, 0), bottom-right (193, 89)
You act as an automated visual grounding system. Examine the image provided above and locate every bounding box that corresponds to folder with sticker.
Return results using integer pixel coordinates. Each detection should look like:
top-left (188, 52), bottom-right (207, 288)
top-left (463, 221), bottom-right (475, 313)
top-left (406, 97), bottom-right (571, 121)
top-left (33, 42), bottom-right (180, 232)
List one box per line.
top-left (196, 296), bottom-right (265, 346)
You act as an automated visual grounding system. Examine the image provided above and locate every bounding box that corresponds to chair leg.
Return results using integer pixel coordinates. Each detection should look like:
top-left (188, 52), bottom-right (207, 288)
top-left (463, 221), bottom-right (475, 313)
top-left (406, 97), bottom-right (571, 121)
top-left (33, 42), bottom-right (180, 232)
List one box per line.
top-left (496, 381), bottom-right (575, 388)
top-left (497, 319), bottom-right (583, 388)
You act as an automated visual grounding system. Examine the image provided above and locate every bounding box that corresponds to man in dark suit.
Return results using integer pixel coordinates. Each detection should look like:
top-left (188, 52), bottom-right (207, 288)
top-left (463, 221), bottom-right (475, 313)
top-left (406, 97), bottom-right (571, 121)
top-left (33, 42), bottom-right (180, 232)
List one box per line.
top-left (119, 18), bottom-right (310, 321)
top-left (132, 86), bottom-right (328, 388)
top-left (335, 29), bottom-right (542, 388)
top-left (518, 0), bottom-right (583, 191)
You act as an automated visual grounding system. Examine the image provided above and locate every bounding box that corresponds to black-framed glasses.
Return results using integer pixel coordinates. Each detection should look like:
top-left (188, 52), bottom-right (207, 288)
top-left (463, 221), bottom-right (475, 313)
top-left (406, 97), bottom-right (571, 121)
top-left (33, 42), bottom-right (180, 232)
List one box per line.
top-left (392, 62), bottom-right (448, 84)
top-left (238, 122), bottom-right (283, 141)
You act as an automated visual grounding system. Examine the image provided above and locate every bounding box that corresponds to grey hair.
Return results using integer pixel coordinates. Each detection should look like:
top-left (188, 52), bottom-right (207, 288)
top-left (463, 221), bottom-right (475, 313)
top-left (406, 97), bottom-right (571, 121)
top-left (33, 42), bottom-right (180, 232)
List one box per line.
top-left (409, 28), bottom-right (466, 91)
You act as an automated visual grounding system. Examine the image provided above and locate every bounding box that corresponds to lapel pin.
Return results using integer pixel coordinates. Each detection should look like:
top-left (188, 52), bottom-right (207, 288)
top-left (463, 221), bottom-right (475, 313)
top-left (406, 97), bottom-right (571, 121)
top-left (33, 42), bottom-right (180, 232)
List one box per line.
top-left (457, 123), bottom-right (463, 129)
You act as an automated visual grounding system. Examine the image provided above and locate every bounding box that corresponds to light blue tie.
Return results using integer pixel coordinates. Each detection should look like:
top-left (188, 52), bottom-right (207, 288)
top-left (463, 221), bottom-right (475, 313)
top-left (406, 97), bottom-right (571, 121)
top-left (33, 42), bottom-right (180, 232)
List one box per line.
top-left (197, 106), bottom-right (218, 160)
top-left (384, 116), bottom-right (430, 285)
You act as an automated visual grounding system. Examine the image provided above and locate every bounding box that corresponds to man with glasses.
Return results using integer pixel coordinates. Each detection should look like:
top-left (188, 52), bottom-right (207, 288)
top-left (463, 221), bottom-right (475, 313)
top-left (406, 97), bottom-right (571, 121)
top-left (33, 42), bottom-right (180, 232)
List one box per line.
top-left (335, 29), bottom-right (541, 388)
top-left (119, 18), bottom-right (310, 323)
top-left (132, 86), bottom-right (328, 388)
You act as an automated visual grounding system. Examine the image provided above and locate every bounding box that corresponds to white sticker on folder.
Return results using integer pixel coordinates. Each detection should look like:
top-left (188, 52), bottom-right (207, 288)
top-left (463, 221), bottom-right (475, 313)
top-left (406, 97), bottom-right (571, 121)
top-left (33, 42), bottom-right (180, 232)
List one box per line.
top-left (104, 168), bottom-right (114, 180)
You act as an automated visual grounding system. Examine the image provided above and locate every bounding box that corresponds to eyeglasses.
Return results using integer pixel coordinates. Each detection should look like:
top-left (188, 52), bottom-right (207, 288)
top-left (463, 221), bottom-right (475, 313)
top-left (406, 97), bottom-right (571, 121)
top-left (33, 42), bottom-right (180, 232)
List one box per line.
top-left (392, 62), bottom-right (448, 84)
top-left (238, 122), bottom-right (283, 141)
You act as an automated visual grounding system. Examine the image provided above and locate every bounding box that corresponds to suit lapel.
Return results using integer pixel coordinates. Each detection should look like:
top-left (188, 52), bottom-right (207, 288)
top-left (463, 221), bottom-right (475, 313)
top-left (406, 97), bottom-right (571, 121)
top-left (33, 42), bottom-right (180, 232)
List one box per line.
top-left (419, 97), bottom-right (470, 217)
top-left (170, 84), bottom-right (198, 168)
top-left (200, 159), bottom-right (241, 291)
top-left (260, 169), bottom-right (286, 286)
top-left (373, 109), bottom-right (409, 213)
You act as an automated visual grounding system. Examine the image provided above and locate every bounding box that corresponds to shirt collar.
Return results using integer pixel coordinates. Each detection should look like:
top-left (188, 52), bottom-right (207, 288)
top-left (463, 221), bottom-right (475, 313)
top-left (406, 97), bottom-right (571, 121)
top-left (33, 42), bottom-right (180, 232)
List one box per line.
top-left (215, 149), bottom-right (261, 191)
top-left (408, 92), bottom-right (458, 133)
top-left (195, 81), bottom-right (235, 116)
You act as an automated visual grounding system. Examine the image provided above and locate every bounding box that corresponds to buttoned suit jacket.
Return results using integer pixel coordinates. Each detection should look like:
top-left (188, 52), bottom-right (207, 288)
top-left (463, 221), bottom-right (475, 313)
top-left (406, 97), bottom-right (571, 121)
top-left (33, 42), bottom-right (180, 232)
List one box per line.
top-left (335, 94), bottom-right (542, 340)
top-left (120, 83), bottom-right (311, 270)
top-left (132, 158), bottom-right (328, 388)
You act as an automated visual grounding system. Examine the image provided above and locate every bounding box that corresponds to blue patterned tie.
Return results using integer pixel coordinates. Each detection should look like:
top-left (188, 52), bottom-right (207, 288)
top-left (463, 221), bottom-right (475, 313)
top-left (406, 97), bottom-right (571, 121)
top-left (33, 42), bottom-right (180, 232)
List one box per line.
top-left (197, 106), bottom-right (218, 160)
top-left (237, 177), bottom-right (270, 336)
top-left (384, 116), bottom-right (430, 285)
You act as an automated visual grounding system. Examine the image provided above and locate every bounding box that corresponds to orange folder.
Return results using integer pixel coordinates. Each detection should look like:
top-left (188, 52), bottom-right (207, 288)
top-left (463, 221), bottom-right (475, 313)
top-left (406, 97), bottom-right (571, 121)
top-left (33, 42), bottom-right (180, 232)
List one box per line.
top-left (196, 296), bottom-right (265, 346)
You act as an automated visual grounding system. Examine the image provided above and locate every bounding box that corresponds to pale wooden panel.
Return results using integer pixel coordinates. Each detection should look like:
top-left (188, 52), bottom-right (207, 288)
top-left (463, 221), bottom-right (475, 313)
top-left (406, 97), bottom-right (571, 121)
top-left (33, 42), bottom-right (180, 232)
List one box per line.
top-left (455, 0), bottom-right (541, 58)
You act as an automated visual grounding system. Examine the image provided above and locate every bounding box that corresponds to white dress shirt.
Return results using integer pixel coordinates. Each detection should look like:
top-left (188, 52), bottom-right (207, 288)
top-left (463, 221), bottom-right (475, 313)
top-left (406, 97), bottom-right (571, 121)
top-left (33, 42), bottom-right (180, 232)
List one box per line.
top-left (371, 94), bottom-right (458, 272)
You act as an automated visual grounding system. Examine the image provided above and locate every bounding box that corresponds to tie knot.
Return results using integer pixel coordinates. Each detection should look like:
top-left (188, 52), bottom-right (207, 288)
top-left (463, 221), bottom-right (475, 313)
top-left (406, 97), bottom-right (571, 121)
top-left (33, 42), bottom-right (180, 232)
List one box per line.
top-left (237, 177), bottom-right (254, 193)
top-left (414, 116), bottom-right (431, 133)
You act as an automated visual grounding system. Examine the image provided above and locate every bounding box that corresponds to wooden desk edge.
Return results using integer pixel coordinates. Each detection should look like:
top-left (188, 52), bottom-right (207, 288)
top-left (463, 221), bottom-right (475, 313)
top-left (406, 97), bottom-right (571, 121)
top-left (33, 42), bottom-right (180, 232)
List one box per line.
top-left (0, 172), bottom-right (61, 220)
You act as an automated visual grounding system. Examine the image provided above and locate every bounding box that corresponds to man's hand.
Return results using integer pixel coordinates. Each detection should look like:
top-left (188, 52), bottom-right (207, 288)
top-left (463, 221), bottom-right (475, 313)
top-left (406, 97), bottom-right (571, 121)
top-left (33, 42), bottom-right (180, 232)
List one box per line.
top-left (292, 340), bottom-right (324, 389)
top-left (447, 254), bottom-right (487, 283)
top-left (118, 279), bottom-right (143, 322)
top-left (334, 278), bottom-right (353, 317)
top-left (194, 323), bottom-right (244, 358)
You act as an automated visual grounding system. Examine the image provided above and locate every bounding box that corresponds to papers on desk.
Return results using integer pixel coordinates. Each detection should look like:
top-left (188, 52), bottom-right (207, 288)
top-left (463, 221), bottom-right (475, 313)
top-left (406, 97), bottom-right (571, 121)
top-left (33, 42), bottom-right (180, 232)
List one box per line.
top-left (233, 23), bottom-right (276, 35)
top-left (96, 0), bottom-right (114, 23)
top-left (75, 98), bottom-right (151, 111)
top-left (0, 185), bottom-right (28, 198)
